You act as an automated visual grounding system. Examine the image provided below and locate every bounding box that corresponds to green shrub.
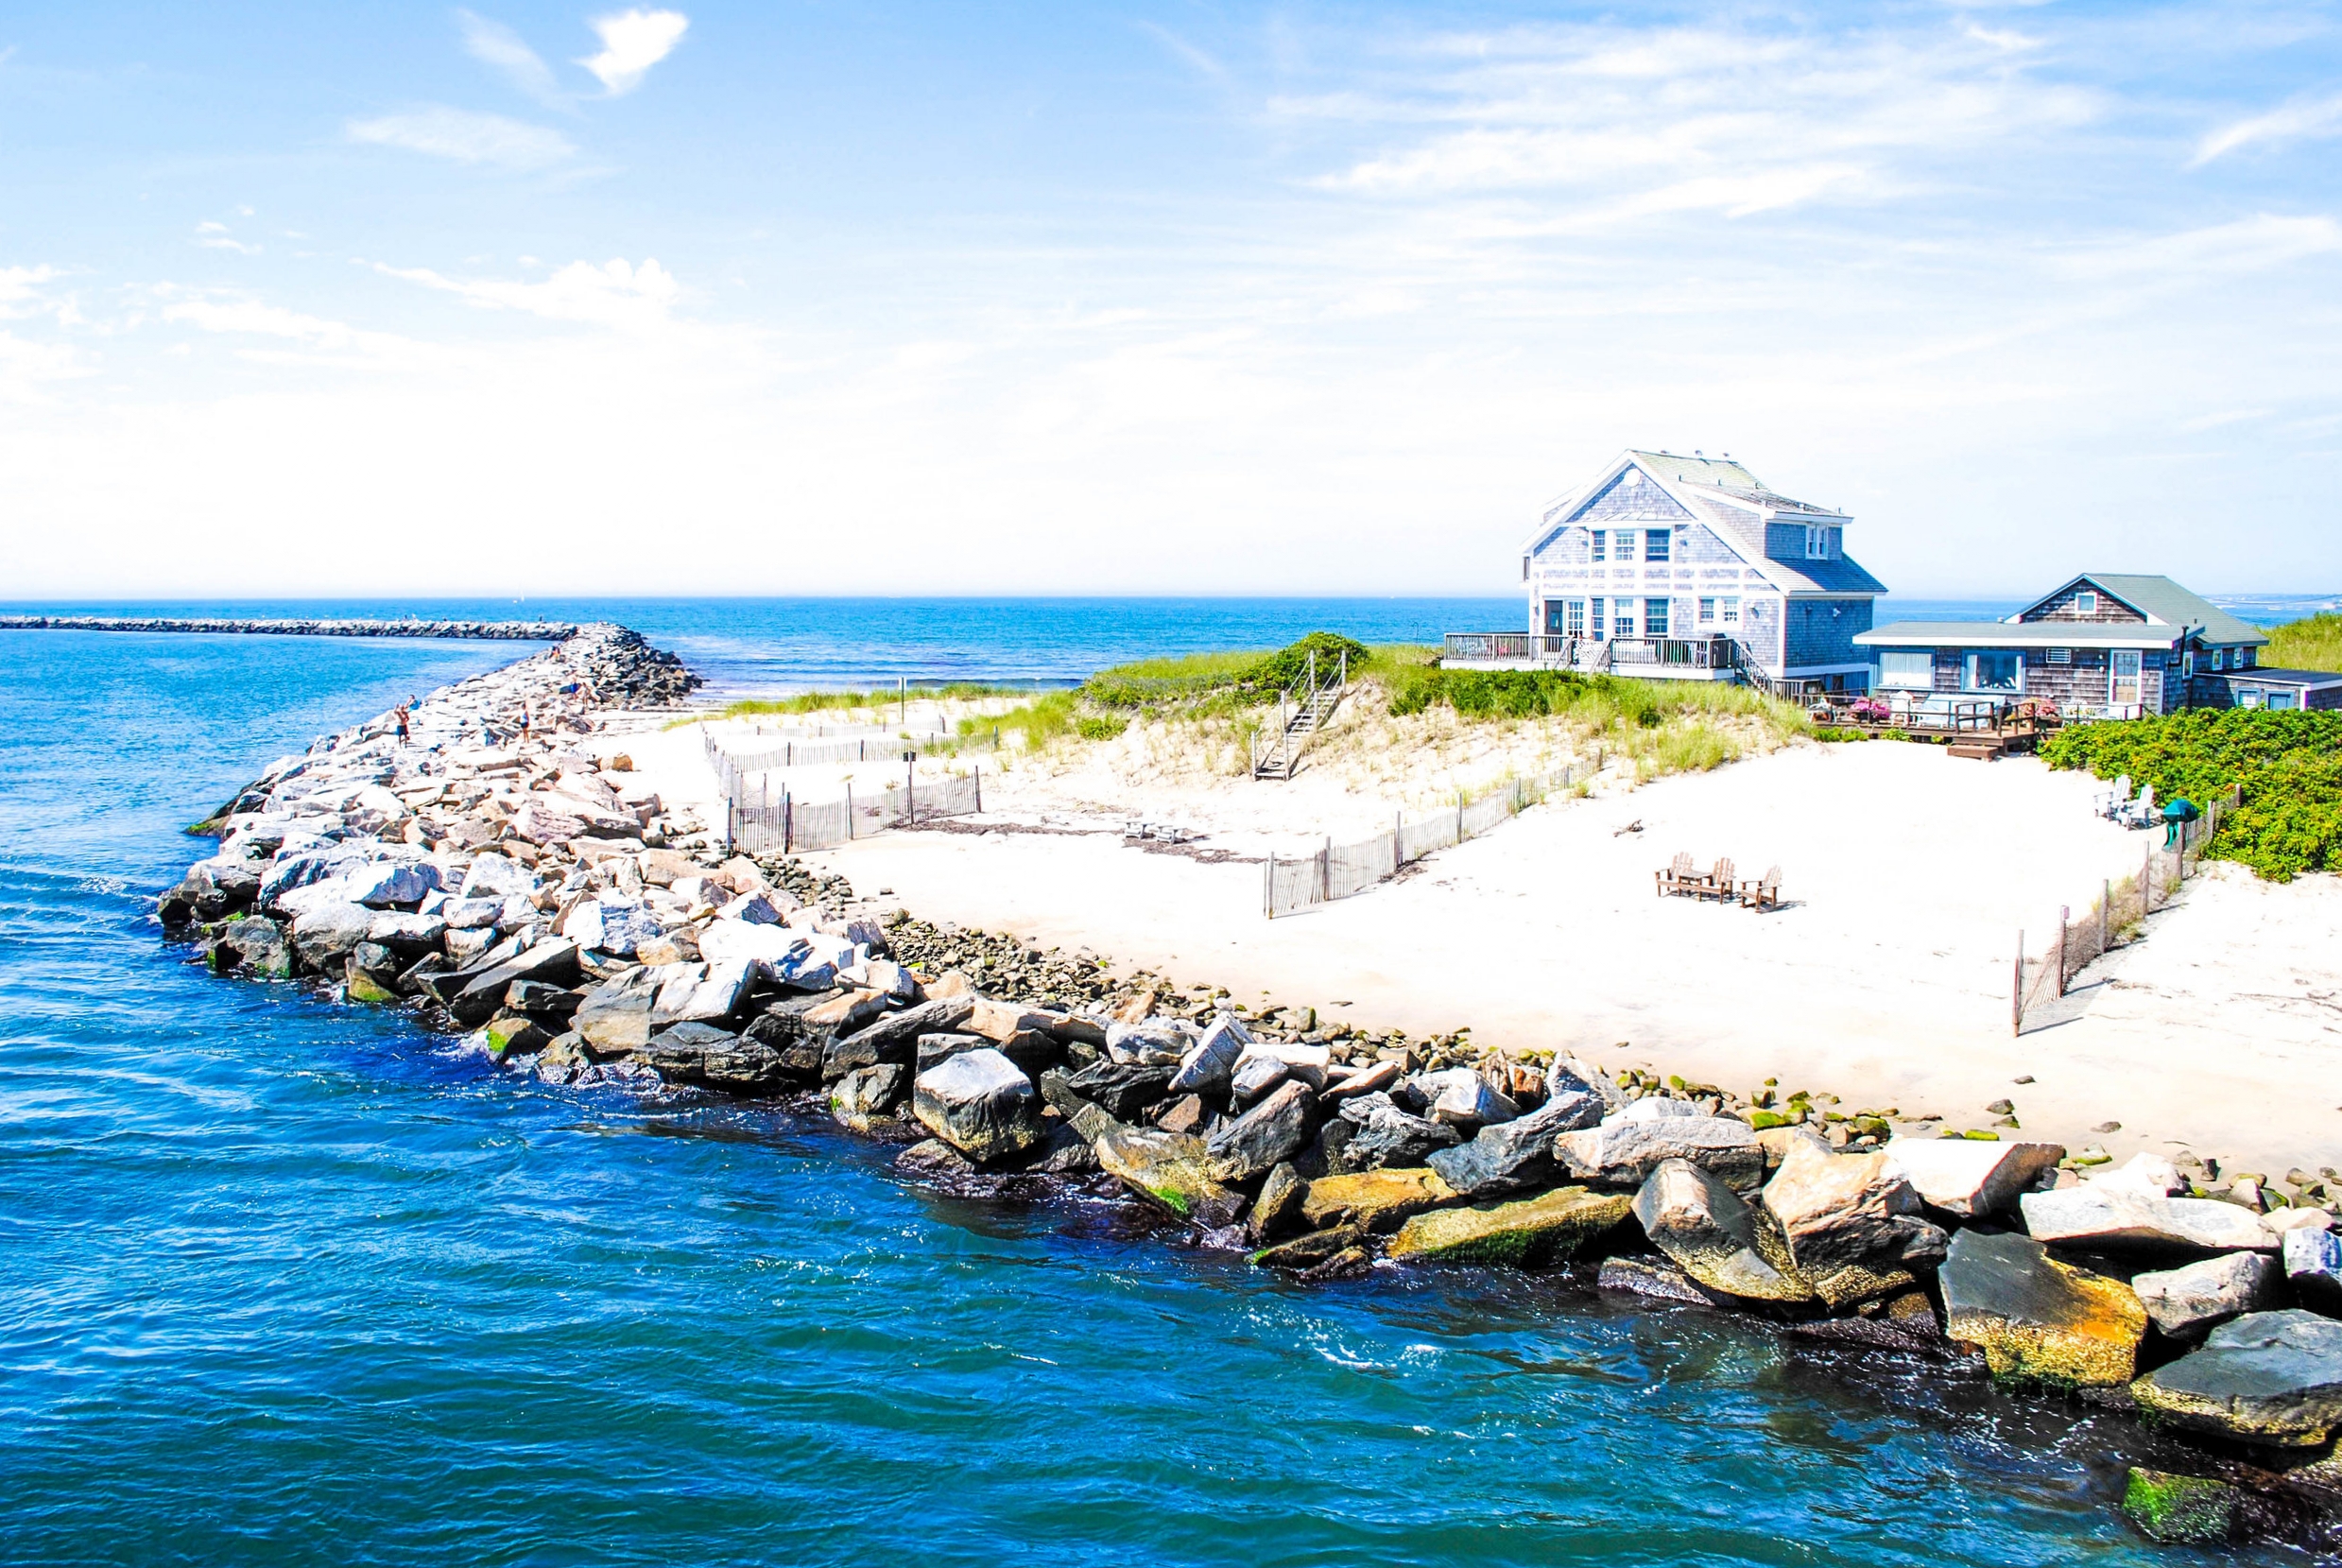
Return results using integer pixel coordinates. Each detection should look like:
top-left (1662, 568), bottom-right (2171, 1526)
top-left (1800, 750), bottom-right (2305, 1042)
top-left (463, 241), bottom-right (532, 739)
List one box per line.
top-left (2040, 709), bottom-right (2342, 881)
top-left (1081, 632), bottom-right (1377, 709)
top-left (1076, 715), bottom-right (1129, 742)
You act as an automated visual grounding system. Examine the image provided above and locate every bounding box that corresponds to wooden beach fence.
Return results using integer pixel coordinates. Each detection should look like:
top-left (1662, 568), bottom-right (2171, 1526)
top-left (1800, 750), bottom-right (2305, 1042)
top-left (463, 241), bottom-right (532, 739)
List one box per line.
top-left (2012, 781), bottom-right (2239, 1034)
top-left (1266, 767), bottom-right (1571, 918)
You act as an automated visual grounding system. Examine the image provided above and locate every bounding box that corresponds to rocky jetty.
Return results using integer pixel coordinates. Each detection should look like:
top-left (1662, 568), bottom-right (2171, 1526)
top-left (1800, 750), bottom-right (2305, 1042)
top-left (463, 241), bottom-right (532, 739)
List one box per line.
top-left (3, 613), bottom-right (579, 640)
top-left (157, 625), bottom-right (2342, 1553)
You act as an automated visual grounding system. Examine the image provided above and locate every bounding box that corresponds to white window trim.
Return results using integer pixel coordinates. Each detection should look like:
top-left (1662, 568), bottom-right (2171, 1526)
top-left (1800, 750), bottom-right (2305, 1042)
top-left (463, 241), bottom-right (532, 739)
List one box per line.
top-left (1964, 649), bottom-right (2024, 695)
top-left (1877, 650), bottom-right (1934, 690)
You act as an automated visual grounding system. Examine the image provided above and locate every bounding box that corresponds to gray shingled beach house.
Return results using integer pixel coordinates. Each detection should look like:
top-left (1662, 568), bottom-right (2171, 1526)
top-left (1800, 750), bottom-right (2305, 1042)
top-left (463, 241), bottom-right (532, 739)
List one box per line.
top-left (1442, 449), bottom-right (1885, 692)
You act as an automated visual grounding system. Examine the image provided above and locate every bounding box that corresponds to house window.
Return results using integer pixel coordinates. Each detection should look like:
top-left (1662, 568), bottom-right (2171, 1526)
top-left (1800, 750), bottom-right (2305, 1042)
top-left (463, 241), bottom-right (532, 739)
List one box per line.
top-left (1878, 650), bottom-right (1933, 689)
top-left (2047, 647), bottom-right (2072, 664)
top-left (1590, 530), bottom-right (1606, 562)
top-left (2075, 591), bottom-right (2098, 613)
top-left (1967, 650), bottom-right (2022, 693)
top-left (2242, 646), bottom-right (2257, 667)
top-left (1645, 529), bottom-right (1671, 562)
top-left (2267, 690), bottom-right (2297, 710)
top-left (1645, 598), bottom-right (1671, 637)
top-left (2111, 650), bottom-right (2142, 705)
top-left (1612, 529), bottom-right (1636, 562)
top-left (1722, 596), bottom-right (1741, 626)
top-left (1591, 598), bottom-right (1605, 638)
top-left (1565, 599), bottom-right (1586, 637)
top-left (1612, 599), bottom-right (1637, 639)
top-left (1544, 601), bottom-right (1565, 635)
top-left (1803, 526), bottom-right (1833, 560)
top-left (1698, 596), bottom-right (1716, 625)
top-left (2215, 647), bottom-right (2231, 670)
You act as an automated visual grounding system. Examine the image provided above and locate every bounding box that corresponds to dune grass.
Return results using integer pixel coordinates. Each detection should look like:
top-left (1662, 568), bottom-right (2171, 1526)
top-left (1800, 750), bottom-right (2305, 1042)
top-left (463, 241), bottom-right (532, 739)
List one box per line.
top-left (2265, 612), bottom-right (2342, 674)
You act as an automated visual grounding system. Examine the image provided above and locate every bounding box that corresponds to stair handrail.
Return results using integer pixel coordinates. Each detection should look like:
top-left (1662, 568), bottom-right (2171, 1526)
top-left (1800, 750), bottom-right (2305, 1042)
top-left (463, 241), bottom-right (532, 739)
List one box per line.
top-left (1251, 646), bottom-right (1348, 779)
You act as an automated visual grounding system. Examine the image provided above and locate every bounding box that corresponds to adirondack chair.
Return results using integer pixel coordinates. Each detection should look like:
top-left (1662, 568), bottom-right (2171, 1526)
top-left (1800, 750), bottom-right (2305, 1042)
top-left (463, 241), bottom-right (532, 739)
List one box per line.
top-left (2122, 784), bottom-right (2159, 830)
top-left (1740, 865), bottom-right (1782, 910)
top-left (1655, 851), bottom-right (1698, 897)
top-left (2093, 773), bottom-right (2132, 819)
top-left (1706, 856), bottom-right (1737, 900)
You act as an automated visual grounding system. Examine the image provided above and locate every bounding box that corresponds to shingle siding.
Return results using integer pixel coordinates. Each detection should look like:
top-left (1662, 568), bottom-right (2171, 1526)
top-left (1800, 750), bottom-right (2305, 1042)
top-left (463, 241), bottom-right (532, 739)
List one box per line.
top-left (1782, 597), bottom-right (1873, 669)
top-left (2021, 581), bottom-right (2148, 625)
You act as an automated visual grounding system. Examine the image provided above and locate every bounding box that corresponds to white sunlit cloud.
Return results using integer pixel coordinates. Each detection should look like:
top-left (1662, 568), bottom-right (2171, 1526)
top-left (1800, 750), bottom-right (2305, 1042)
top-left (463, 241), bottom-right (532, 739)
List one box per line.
top-left (2055, 215), bottom-right (2342, 281)
top-left (375, 256), bottom-right (681, 332)
top-left (578, 9), bottom-right (689, 96)
top-left (347, 105), bottom-right (576, 169)
top-left (2190, 90), bottom-right (2342, 167)
top-left (1296, 21), bottom-right (2097, 224)
top-left (459, 9), bottom-right (564, 107)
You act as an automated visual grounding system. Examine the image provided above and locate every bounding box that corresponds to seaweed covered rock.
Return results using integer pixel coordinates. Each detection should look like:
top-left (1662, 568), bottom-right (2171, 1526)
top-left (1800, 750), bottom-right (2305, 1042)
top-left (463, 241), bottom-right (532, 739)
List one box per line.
top-left (2129, 1310), bottom-right (2342, 1447)
top-left (1205, 1079), bottom-right (1316, 1182)
top-left (1386, 1186), bottom-right (1630, 1267)
top-left (1762, 1141), bottom-right (1948, 1308)
top-left (2120, 1470), bottom-right (2239, 1545)
top-left (1300, 1167), bottom-right (1460, 1233)
top-left (1939, 1228), bottom-right (2146, 1387)
top-left (1094, 1126), bottom-right (1243, 1226)
top-left (1631, 1158), bottom-right (1815, 1304)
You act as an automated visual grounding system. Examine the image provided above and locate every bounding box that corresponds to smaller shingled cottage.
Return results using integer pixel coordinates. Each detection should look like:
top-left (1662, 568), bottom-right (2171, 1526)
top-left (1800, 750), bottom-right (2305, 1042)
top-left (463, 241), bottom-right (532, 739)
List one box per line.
top-left (1854, 574), bottom-right (2285, 717)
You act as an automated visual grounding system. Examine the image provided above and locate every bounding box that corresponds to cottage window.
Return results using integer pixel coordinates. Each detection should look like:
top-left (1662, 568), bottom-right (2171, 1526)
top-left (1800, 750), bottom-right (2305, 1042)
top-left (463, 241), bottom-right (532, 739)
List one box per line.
top-left (1612, 599), bottom-right (1636, 639)
top-left (1590, 530), bottom-right (1606, 562)
top-left (1645, 529), bottom-right (1671, 562)
top-left (1803, 526), bottom-right (1832, 560)
top-left (1878, 650), bottom-right (1933, 689)
top-left (1591, 598), bottom-right (1605, 639)
top-left (2111, 650), bottom-right (2142, 706)
top-left (1722, 596), bottom-right (1741, 626)
top-left (1612, 529), bottom-right (1636, 563)
top-left (1645, 598), bottom-right (1671, 637)
top-left (1698, 596), bottom-right (1716, 625)
top-left (2047, 647), bottom-right (2072, 664)
top-left (1967, 650), bottom-right (2022, 694)
top-left (1565, 599), bottom-right (1586, 637)
top-left (2075, 591), bottom-right (2098, 613)
top-left (2267, 690), bottom-right (2297, 710)
top-left (2242, 646), bottom-right (2257, 668)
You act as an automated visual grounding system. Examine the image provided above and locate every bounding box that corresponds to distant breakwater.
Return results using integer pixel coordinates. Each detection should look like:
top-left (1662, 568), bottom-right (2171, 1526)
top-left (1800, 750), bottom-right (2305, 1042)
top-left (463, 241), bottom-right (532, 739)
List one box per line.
top-left (150, 624), bottom-right (2342, 1555)
top-left (1, 614), bottom-right (578, 641)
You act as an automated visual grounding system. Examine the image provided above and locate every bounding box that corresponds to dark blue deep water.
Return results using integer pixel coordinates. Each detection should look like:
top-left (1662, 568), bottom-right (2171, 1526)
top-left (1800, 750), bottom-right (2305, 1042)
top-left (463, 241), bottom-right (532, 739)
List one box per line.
top-left (0, 612), bottom-right (2262, 1566)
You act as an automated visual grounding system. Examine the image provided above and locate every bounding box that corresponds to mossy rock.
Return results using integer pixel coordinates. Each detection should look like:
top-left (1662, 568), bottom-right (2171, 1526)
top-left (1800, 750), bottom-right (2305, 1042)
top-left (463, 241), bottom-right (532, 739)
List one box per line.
top-left (1940, 1228), bottom-right (2146, 1387)
top-left (2120, 1468), bottom-right (2236, 1544)
top-left (1300, 1167), bottom-right (1460, 1233)
top-left (346, 969), bottom-right (400, 1006)
top-left (1387, 1186), bottom-right (1632, 1266)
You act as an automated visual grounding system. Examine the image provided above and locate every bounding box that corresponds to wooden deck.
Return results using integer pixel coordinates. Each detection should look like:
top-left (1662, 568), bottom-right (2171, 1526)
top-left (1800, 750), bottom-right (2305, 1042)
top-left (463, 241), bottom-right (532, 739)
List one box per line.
top-left (1808, 694), bottom-right (2060, 758)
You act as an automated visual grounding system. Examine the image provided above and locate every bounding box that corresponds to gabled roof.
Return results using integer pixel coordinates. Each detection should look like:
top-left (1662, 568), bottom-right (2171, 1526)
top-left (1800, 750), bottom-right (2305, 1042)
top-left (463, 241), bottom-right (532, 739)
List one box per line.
top-left (1764, 556), bottom-right (1889, 596)
top-left (1624, 450), bottom-right (1843, 518)
top-left (1527, 449), bottom-right (1846, 552)
top-left (2019, 574), bottom-right (2267, 646)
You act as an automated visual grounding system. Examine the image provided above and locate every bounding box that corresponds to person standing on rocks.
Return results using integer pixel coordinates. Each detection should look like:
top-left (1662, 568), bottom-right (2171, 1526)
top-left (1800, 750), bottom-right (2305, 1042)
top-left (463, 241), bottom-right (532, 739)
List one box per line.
top-left (393, 704), bottom-right (410, 747)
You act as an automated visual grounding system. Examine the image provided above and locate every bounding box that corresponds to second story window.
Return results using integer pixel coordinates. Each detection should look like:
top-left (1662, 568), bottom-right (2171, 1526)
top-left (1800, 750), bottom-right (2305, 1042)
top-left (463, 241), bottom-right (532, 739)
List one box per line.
top-left (1803, 526), bottom-right (1833, 560)
top-left (2075, 591), bottom-right (2099, 613)
top-left (1722, 596), bottom-right (1742, 626)
top-left (1645, 529), bottom-right (1671, 562)
top-left (1612, 529), bottom-right (1636, 562)
top-left (1590, 530), bottom-right (1606, 562)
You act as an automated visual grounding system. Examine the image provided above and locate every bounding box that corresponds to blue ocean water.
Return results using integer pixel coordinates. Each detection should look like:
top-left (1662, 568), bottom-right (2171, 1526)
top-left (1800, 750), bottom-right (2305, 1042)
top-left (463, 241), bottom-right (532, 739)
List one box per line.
top-left (0, 616), bottom-right (2248, 1566)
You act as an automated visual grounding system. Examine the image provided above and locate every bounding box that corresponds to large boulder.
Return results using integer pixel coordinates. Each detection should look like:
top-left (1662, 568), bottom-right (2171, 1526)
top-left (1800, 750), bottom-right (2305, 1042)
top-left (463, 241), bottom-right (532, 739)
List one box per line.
top-left (1093, 1126), bottom-right (1243, 1226)
top-left (1229, 1042), bottom-right (1333, 1108)
top-left (1558, 1113), bottom-right (1765, 1192)
top-left (649, 957), bottom-right (755, 1027)
top-left (698, 918), bottom-right (808, 969)
top-left (912, 1048), bottom-right (1042, 1164)
top-left (1300, 1167), bottom-right (1461, 1233)
top-left (1059, 1059), bottom-right (1178, 1120)
top-left (627, 1021), bottom-right (800, 1095)
top-left (366, 910), bottom-right (446, 953)
top-left (570, 964), bottom-right (667, 1054)
top-left (2019, 1183), bottom-right (2277, 1255)
top-left (289, 900), bottom-right (377, 973)
top-left (1248, 1163), bottom-right (1308, 1244)
top-left (1939, 1228), bottom-right (2146, 1387)
top-left (169, 856), bottom-right (263, 922)
top-left (2129, 1310), bottom-right (2342, 1447)
top-left (1883, 1136), bottom-right (2064, 1218)
top-left (1416, 1067), bottom-right (1518, 1130)
top-left (1167, 1014), bottom-right (1250, 1095)
top-left (1205, 1079), bottom-right (1317, 1182)
top-left (734, 993), bottom-right (857, 1083)
top-left (2284, 1227), bottom-right (2342, 1310)
top-left (2120, 1469), bottom-right (2241, 1546)
top-left (343, 859), bottom-right (441, 908)
top-left (832, 1062), bottom-right (910, 1133)
top-left (1631, 1158), bottom-right (1815, 1304)
top-left (2134, 1252), bottom-right (2278, 1341)
top-left (560, 897), bottom-right (665, 959)
top-left (1387, 1186), bottom-right (1631, 1267)
top-left (1337, 1093), bottom-right (1462, 1168)
top-left (823, 998), bottom-right (975, 1080)
top-left (1427, 1088), bottom-right (1604, 1198)
top-left (446, 939), bottom-right (580, 1026)
top-left (458, 852), bottom-right (535, 900)
top-left (215, 916), bottom-right (293, 978)
top-left (1762, 1141), bottom-right (1949, 1308)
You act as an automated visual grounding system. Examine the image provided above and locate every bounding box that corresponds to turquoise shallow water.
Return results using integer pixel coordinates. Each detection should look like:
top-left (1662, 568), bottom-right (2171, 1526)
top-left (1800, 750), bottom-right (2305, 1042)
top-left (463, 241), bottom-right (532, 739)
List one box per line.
top-left (0, 613), bottom-right (2255, 1566)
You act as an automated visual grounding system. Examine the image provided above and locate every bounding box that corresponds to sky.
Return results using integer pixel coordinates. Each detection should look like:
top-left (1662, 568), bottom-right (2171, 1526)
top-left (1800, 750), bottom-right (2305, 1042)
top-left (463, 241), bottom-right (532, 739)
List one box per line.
top-left (1, 1), bottom-right (2338, 599)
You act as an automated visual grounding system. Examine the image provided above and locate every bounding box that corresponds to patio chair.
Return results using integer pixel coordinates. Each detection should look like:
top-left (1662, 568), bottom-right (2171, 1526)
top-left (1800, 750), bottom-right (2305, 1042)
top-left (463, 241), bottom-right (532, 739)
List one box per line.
top-left (1706, 856), bottom-right (1737, 899)
top-left (2122, 784), bottom-right (2159, 830)
top-left (2093, 774), bottom-right (2132, 819)
top-left (1655, 851), bottom-right (1698, 897)
top-left (1740, 865), bottom-right (1782, 910)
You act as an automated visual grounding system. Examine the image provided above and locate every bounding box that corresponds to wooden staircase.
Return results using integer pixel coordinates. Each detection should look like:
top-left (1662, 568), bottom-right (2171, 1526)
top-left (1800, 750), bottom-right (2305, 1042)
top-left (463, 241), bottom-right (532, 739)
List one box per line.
top-left (1252, 649), bottom-right (1347, 781)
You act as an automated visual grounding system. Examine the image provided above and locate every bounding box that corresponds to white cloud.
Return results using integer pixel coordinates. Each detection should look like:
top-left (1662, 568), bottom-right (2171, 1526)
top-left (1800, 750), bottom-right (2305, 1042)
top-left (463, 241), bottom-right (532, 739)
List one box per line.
top-left (376, 256), bottom-right (680, 332)
top-left (577, 9), bottom-right (688, 95)
top-left (2057, 215), bottom-right (2342, 280)
top-left (1135, 21), bottom-right (1229, 83)
top-left (2190, 91), bottom-right (2342, 167)
top-left (156, 293), bottom-right (425, 363)
top-left (347, 105), bottom-right (575, 169)
top-left (459, 9), bottom-right (564, 106)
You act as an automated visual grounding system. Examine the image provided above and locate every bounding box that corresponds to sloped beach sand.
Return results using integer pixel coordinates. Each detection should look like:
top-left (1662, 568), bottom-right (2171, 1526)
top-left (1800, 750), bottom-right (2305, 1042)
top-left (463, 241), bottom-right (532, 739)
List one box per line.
top-left (612, 729), bottom-right (2339, 1179)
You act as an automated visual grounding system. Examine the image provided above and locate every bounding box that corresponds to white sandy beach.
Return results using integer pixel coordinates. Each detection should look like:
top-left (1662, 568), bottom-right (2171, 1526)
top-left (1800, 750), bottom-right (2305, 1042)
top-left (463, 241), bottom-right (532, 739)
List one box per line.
top-left (599, 714), bottom-right (2342, 1179)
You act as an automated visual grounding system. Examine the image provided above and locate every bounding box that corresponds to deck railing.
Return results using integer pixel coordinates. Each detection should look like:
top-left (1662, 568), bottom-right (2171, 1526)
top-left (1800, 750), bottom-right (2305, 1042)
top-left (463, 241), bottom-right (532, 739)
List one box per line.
top-left (1440, 632), bottom-right (1739, 670)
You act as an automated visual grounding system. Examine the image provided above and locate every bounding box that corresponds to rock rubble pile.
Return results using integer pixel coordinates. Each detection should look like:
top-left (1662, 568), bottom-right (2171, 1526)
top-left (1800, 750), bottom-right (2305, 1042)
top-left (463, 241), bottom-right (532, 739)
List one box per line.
top-left (158, 627), bottom-right (2342, 1552)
